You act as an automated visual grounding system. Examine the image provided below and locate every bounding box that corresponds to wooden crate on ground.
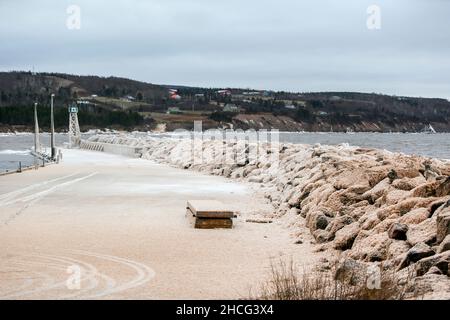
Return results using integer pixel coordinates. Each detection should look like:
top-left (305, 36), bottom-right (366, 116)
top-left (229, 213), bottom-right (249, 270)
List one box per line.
top-left (186, 200), bottom-right (234, 229)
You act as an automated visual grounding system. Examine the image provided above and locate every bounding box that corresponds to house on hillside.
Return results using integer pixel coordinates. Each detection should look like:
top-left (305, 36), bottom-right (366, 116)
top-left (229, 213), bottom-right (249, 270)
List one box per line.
top-left (217, 90), bottom-right (232, 96)
top-left (329, 96), bottom-right (342, 101)
top-left (167, 107), bottom-right (182, 114)
top-left (243, 91), bottom-right (261, 97)
top-left (223, 104), bottom-right (239, 113)
top-left (120, 95), bottom-right (136, 102)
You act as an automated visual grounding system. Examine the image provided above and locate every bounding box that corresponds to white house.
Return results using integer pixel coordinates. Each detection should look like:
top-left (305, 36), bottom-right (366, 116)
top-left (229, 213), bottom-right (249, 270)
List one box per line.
top-left (223, 104), bottom-right (239, 113)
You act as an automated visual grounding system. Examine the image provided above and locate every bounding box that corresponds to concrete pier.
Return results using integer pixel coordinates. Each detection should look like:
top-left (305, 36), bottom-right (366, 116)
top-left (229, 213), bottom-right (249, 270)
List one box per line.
top-left (0, 149), bottom-right (318, 299)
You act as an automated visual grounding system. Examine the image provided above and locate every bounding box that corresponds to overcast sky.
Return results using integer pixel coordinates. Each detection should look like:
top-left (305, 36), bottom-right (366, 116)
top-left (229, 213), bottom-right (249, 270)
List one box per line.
top-left (1, 0), bottom-right (449, 98)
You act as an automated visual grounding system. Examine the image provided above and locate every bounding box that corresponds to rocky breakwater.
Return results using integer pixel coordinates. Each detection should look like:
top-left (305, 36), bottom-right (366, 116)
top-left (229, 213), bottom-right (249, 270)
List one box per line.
top-left (87, 134), bottom-right (450, 298)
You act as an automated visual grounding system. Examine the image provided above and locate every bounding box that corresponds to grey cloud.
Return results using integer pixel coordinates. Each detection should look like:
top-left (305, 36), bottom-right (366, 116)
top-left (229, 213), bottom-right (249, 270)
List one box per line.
top-left (0, 0), bottom-right (449, 98)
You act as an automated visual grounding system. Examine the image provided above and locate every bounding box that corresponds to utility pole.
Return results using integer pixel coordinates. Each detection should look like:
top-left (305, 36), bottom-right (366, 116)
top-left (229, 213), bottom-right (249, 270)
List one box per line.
top-left (50, 94), bottom-right (56, 159)
top-left (34, 102), bottom-right (40, 153)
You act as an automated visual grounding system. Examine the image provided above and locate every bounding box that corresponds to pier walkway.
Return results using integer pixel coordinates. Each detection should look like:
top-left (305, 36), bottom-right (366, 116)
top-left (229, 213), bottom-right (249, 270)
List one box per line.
top-left (0, 149), bottom-right (318, 299)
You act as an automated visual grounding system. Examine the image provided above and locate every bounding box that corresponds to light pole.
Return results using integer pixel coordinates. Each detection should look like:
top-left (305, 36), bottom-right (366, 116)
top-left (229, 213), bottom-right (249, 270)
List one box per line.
top-left (50, 94), bottom-right (56, 159)
top-left (34, 102), bottom-right (40, 153)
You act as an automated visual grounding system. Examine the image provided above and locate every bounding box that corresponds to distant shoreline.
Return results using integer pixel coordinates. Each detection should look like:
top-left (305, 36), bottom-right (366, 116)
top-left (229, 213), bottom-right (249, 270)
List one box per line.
top-left (3, 130), bottom-right (450, 160)
top-left (2, 128), bottom-right (450, 135)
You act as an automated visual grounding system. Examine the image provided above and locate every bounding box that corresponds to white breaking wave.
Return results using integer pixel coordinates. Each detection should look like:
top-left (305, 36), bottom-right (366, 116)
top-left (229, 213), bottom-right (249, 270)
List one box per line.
top-left (0, 149), bottom-right (31, 155)
top-left (0, 132), bottom-right (33, 137)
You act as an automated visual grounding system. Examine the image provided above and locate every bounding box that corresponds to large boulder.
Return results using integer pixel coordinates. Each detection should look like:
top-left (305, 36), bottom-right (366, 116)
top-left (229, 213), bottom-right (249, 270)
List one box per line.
top-left (410, 177), bottom-right (450, 198)
top-left (435, 177), bottom-right (450, 197)
top-left (415, 252), bottom-right (450, 276)
top-left (313, 229), bottom-right (332, 244)
top-left (436, 202), bottom-right (450, 243)
top-left (406, 218), bottom-right (437, 246)
top-left (333, 258), bottom-right (368, 285)
top-left (388, 223), bottom-right (409, 240)
top-left (408, 243), bottom-right (435, 263)
top-left (372, 218), bottom-right (398, 234)
top-left (384, 189), bottom-right (411, 206)
top-left (359, 211), bottom-right (381, 230)
top-left (307, 211), bottom-right (330, 231)
top-left (399, 208), bottom-right (430, 225)
top-left (411, 181), bottom-right (441, 198)
top-left (437, 235), bottom-right (450, 254)
top-left (333, 222), bottom-right (360, 251)
top-left (350, 232), bottom-right (391, 262)
top-left (399, 243), bottom-right (435, 270)
top-left (362, 178), bottom-right (392, 204)
top-left (392, 177), bottom-right (424, 191)
top-left (325, 214), bottom-right (354, 237)
top-left (367, 167), bottom-right (391, 187)
top-left (387, 240), bottom-right (411, 262)
top-left (336, 189), bottom-right (365, 207)
top-left (395, 197), bottom-right (438, 216)
top-left (376, 205), bottom-right (400, 221)
top-left (429, 198), bottom-right (450, 216)
top-left (413, 274), bottom-right (450, 299)
top-left (345, 202), bottom-right (371, 221)
top-left (332, 169), bottom-right (370, 191)
top-left (321, 191), bottom-right (347, 214)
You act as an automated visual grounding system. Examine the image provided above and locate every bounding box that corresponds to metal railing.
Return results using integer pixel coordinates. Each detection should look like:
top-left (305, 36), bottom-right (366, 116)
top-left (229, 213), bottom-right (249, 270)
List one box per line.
top-left (0, 150), bottom-right (62, 176)
top-left (80, 140), bottom-right (143, 158)
top-left (0, 160), bottom-right (35, 176)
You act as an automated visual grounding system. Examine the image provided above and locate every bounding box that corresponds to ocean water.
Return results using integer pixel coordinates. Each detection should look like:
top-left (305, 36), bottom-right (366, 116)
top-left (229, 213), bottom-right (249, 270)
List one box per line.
top-left (150, 132), bottom-right (450, 160)
top-left (277, 132), bottom-right (450, 160)
top-left (0, 133), bottom-right (73, 173)
top-left (1, 132), bottom-right (450, 173)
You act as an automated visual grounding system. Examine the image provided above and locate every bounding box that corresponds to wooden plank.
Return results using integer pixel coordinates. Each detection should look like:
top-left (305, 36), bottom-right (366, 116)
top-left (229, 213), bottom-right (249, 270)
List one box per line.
top-left (187, 200), bottom-right (234, 219)
top-left (195, 218), bottom-right (233, 229)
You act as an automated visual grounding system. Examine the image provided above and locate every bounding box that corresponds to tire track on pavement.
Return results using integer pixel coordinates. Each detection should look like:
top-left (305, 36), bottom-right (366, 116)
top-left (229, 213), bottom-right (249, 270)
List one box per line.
top-left (1, 172), bottom-right (98, 207)
top-left (0, 172), bottom-right (80, 203)
top-left (0, 250), bottom-right (156, 299)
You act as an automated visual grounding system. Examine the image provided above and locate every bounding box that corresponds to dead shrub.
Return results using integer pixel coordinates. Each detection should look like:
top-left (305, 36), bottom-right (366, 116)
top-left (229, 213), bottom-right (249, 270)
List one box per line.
top-left (256, 259), bottom-right (418, 300)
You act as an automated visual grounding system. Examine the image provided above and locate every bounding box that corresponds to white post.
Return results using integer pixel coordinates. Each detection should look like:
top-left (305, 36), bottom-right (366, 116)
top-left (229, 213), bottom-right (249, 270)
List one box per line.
top-left (50, 94), bottom-right (56, 159)
top-left (34, 102), bottom-right (40, 153)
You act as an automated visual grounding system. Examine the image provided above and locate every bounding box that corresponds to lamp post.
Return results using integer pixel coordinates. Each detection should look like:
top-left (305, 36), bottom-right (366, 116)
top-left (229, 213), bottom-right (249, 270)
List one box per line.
top-left (34, 102), bottom-right (39, 153)
top-left (50, 94), bottom-right (56, 159)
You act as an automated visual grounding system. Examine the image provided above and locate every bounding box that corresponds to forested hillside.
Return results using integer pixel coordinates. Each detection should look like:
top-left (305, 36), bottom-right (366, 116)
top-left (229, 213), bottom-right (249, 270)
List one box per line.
top-left (1, 71), bottom-right (450, 132)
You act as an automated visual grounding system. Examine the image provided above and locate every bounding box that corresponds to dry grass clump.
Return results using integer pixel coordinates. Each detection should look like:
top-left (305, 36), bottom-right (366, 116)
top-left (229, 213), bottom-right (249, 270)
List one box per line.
top-left (256, 260), bottom-right (418, 300)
